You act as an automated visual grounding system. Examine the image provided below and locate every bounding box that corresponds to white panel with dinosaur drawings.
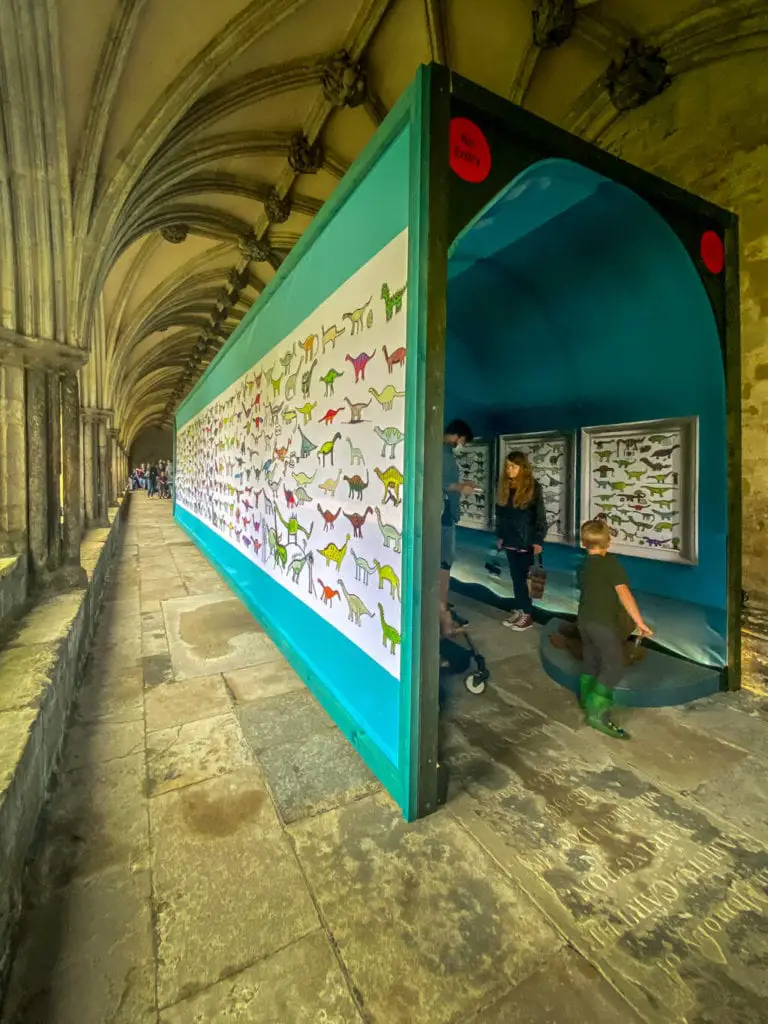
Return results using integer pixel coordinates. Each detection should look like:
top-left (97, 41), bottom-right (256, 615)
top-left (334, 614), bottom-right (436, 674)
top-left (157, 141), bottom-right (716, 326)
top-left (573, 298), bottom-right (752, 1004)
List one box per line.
top-left (455, 439), bottom-right (493, 530)
top-left (580, 417), bottom-right (699, 564)
top-left (498, 431), bottom-right (576, 544)
top-left (175, 229), bottom-right (409, 679)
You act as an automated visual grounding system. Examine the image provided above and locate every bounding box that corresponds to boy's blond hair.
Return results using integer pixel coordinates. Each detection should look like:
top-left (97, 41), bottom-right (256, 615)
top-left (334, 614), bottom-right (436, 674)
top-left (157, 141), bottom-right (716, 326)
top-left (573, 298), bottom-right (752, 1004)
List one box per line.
top-left (581, 519), bottom-right (611, 551)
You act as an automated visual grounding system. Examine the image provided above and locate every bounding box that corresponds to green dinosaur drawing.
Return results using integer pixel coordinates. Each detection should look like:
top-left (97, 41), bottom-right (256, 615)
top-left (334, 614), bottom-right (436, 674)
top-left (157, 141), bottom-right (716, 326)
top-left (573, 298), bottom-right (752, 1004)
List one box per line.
top-left (292, 469), bottom-right (316, 487)
top-left (317, 431), bottom-right (342, 466)
top-left (301, 359), bottom-right (318, 398)
top-left (270, 369), bottom-right (283, 397)
top-left (276, 506), bottom-right (314, 545)
top-left (320, 369), bottom-right (344, 398)
top-left (319, 469), bottom-right (342, 496)
top-left (648, 486), bottom-right (670, 496)
top-left (342, 297), bottom-right (372, 336)
top-left (375, 507), bottom-right (402, 553)
top-left (295, 401), bottom-right (316, 424)
top-left (282, 408), bottom-right (297, 424)
top-left (321, 323), bottom-right (345, 353)
top-left (317, 534), bottom-right (350, 570)
top-left (343, 471), bottom-right (369, 500)
top-left (351, 548), bottom-right (376, 585)
top-left (655, 522), bottom-right (676, 532)
top-left (369, 385), bottom-right (406, 412)
top-left (375, 466), bottom-right (404, 505)
top-left (286, 550), bottom-right (313, 588)
top-left (374, 425), bottom-right (405, 460)
top-left (285, 368), bottom-right (300, 401)
top-left (373, 559), bottom-right (401, 601)
top-left (267, 527), bottom-right (288, 571)
top-left (294, 486), bottom-right (313, 505)
top-left (381, 281), bottom-right (407, 321)
top-left (625, 470), bottom-right (644, 481)
top-left (609, 481), bottom-right (630, 491)
top-left (378, 603), bottom-right (401, 655)
top-left (596, 449), bottom-right (613, 462)
top-left (337, 579), bottom-right (375, 626)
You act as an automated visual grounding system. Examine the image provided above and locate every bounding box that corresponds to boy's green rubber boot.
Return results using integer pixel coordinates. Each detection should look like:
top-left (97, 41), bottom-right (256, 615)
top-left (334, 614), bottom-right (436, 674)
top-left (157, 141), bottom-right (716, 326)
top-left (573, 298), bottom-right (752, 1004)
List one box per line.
top-left (578, 673), bottom-right (597, 709)
top-left (584, 682), bottom-right (629, 740)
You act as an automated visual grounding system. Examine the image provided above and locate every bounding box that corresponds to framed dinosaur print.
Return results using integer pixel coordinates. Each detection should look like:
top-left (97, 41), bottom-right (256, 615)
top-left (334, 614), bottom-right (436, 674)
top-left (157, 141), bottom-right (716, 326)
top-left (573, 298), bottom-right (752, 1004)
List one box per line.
top-left (455, 438), bottom-right (493, 530)
top-left (580, 417), bottom-right (699, 564)
top-left (497, 431), bottom-right (576, 544)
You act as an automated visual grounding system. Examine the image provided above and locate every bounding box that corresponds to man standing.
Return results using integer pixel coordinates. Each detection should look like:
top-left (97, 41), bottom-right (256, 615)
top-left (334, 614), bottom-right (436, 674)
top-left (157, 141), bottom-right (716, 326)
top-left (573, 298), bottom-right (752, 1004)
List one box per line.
top-left (440, 419), bottom-right (476, 636)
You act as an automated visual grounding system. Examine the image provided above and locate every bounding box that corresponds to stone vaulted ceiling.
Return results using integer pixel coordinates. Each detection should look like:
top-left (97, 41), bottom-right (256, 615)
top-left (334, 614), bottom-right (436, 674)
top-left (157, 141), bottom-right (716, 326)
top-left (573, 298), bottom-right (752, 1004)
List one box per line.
top-left (2, 0), bottom-right (765, 450)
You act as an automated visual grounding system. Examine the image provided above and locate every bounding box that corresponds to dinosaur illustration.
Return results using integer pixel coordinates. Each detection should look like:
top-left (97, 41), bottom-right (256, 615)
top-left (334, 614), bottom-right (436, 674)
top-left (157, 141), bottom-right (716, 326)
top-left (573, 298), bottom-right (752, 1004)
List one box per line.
top-left (344, 506), bottom-right (373, 538)
top-left (343, 471), bottom-right (369, 500)
top-left (381, 281), bottom-right (407, 321)
top-left (321, 323), bottom-right (345, 353)
top-left (345, 349), bottom-right (376, 383)
top-left (648, 434), bottom-right (672, 444)
top-left (270, 370), bottom-right (283, 397)
top-left (374, 425), bottom-right (405, 460)
top-left (654, 521), bottom-right (677, 532)
top-left (596, 449), bottom-right (613, 462)
top-left (285, 368), bottom-right (300, 401)
top-left (337, 580), bottom-right (375, 626)
top-left (267, 527), bottom-right (288, 571)
top-left (316, 503), bottom-right (341, 531)
top-left (378, 603), bottom-right (401, 655)
top-left (276, 506), bottom-right (314, 547)
top-left (594, 465), bottom-right (615, 478)
top-left (625, 470), bottom-right (645, 481)
top-left (318, 469), bottom-right (342, 496)
top-left (373, 560), bottom-right (401, 601)
top-left (345, 397), bottom-right (372, 424)
top-left (286, 549), bottom-right (313, 587)
top-left (280, 344), bottom-right (296, 375)
top-left (292, 469), bottom-right (316, 486)
top-left (346, 438), bottom-right (365, 467)
top-left (320, 368), bottom-right (344, 398)
top-left (375, 508), bottom-right (402, 552)
top-left (317, 534), bottom-right (350, 570)
top-left (300, 334), bottom-right (318, 362)
top-left (295, 401), bottom-right (316, 424)
top-left (283, 408), bottom-right (297, 425)
top-left (301, 359), bottom-right (318, 398)
top-left (640, 458), bottom-right (665, 473)
top-left (609, 481), bottom-right (630, 492)
top-left (351, 549), bottom-right (377, 585)
top-left (342, 297), bottom-right (372, 336)
top-left (648, 486), bottom-right (670, 497)
top-left (382, 344), bottom-right (406, 374)
top-left (319, 407), bottom-right (344, 426)
top-left (369, 385), bottom-right (405, 412)
top-left (317, 431), bottom-right (342, 467)
top-left (375, 466), bottom-right (404, 505)
top-left (315, 579), bottom-right (340, 607)
top-left (296, 425), bottom-right (317, 459)
top-left (293, 486), bottom-right (313, 505)
top-left (653, 444), bottom-right (680, 460)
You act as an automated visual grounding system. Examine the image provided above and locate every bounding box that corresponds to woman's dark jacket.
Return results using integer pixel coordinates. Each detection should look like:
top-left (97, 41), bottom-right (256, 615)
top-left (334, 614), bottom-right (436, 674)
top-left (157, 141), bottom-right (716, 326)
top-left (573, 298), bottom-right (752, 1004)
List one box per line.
top-left (495, 483), bottom-right (547, 550)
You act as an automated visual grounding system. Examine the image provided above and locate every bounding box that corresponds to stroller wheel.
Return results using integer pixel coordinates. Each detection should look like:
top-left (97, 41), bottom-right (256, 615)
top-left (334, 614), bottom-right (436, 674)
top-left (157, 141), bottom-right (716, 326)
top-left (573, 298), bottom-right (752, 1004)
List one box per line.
top-left (464, 672), bottom-right (487, 695)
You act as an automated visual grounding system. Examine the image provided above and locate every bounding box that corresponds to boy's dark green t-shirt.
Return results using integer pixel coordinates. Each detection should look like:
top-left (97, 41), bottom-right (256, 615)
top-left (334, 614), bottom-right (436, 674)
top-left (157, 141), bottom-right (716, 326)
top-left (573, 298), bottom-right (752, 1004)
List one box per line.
top-left (577, 553), bottom-right (631, 631)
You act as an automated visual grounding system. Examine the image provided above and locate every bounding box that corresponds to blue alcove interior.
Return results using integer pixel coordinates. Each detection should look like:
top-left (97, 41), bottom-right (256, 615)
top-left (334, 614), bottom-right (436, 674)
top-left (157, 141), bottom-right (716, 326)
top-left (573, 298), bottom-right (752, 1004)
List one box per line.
top-left (445, 158), bottom-right (727, 669)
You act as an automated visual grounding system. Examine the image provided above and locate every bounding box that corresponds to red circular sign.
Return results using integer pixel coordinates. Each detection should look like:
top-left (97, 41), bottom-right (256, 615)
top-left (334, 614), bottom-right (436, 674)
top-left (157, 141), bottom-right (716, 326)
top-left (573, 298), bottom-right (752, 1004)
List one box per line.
top-left (701, 230), bottom-right (725, 274)
top-left (449, 117), bottom-right (491, 183)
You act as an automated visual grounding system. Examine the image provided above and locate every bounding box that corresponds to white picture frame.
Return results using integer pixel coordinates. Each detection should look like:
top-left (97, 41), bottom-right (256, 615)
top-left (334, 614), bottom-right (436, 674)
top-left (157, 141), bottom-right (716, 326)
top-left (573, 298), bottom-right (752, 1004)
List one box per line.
top-left (580, 416), bottom-right (699, 565)
top-left (455, 438), bottom-right (493, 530)
top-left (498, 431), bottom-right (576, 544)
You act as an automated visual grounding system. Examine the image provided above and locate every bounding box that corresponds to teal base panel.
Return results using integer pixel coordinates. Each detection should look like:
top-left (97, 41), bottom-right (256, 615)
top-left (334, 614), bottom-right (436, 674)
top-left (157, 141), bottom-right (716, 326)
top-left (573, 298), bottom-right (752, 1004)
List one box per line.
top-left (175, 504), bottom-right (405, 810)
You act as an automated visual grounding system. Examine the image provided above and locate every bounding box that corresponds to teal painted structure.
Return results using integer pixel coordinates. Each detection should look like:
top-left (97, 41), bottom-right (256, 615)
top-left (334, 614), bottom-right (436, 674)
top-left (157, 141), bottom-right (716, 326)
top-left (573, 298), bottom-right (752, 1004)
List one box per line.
top-left (175, 72), bottom-right (439, 819)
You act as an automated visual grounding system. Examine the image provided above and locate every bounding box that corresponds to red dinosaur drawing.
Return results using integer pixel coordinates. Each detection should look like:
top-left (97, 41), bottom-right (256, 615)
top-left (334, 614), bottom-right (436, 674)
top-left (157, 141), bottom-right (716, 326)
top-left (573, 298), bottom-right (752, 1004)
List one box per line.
top-left (343, 506), bottom-right (373, 539)
top-left (316, 503), bottom-right (341, 531)
top-left (344, 349), bottom-right (377, 383)
top-left (319, 407), bottom-right (344, 425)
top-left (382, 345), bottom-right (406, 373)
top-left (316, 579), bottom-right (340, 606)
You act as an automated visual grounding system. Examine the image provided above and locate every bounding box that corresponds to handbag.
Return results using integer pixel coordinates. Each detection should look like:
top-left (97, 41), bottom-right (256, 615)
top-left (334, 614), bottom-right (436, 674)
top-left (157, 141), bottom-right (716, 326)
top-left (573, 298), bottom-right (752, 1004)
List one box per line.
top-left (528, 553), bottom-right (547, 600)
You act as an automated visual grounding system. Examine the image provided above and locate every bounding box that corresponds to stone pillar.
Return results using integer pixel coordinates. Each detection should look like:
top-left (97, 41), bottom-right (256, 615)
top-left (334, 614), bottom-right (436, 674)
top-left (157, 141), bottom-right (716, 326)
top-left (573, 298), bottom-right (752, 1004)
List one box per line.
top-left (108, 428), bottom-right (120, 504)
top-left (82, 414), bottom-right (96, 526)
top-left (0, 364), bottom-right (27, 558)
top-left (46, 372), bottom-right (62, 571)
top-left (97, 417), bottom-right (109, 525)
top-left (60, 373), bottom-right (86, 584)
top-left (25, 367), bottom-right (49, 584)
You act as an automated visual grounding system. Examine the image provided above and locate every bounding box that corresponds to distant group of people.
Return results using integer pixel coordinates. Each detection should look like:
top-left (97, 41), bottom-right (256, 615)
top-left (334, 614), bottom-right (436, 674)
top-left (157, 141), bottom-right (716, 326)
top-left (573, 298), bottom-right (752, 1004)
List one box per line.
top-left (131, 461), bottom-right (172, 499)
top-left (442, 420), bottom-right (652, 741)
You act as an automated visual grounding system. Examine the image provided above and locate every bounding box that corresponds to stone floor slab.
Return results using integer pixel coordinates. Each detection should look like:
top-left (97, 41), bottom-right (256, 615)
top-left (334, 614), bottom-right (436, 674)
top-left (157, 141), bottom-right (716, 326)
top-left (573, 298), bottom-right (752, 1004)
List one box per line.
top-left (162, 592), bottom-right (282, 679)
top-left (146, 711), bottom-right (252, 796)
top-left (159, 931), bottom-right (361, 1023)
top-left (258, 728), bottom-right (380, 824)
top-left (59, 718), bottom-right (145, 772)
top-left (239, 689), bottom-right (335, 753)
top-left (150, 769), bottom-right (319, 1008)
top-left (74, 667), bottom-right (144, 725)
top-left (0, 867), bottom-right (155, 1024)
top-left (224, 661), bottom-right (304, 704)
top-left (145, 673), bottom-right (231, 733)
top-left (289, 793), bottom-right (563, 1024)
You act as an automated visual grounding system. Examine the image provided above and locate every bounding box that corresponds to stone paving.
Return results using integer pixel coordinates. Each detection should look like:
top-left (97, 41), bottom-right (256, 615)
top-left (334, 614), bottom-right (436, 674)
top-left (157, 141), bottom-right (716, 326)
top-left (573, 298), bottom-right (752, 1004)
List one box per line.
top-left (2, 494), bottom-right (767, 1022)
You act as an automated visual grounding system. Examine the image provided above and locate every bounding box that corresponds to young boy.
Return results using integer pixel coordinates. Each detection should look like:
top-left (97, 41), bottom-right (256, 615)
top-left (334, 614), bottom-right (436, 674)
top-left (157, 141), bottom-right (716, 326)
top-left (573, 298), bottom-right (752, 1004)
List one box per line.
top-left (577, 520), bottom-right (653, 739)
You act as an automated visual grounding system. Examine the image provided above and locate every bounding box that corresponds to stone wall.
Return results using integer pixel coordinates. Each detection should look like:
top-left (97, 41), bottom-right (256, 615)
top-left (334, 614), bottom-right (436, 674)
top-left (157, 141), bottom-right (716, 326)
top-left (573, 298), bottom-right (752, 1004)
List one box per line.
top-left (130, 426), bottom-right (173, 468)
top-left (0, 497), bottom-right (128, 992)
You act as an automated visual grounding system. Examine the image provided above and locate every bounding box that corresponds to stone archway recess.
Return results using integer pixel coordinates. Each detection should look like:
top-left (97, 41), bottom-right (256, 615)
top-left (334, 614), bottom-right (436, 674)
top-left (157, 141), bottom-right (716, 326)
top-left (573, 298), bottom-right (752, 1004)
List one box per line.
top-left (0, 0), bottom-right (765, 690)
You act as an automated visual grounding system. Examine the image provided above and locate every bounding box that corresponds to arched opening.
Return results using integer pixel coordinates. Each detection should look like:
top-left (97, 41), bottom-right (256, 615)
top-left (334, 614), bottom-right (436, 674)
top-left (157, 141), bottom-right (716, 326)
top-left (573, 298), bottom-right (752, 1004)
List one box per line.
top-left (444, 158), bottom-right (727, 698)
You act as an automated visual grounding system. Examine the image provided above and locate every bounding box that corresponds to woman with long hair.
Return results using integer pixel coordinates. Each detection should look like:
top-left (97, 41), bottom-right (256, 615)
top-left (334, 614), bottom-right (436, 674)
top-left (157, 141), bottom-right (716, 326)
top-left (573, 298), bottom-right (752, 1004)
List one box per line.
top-left (495, 451), bottom-right (547, 631)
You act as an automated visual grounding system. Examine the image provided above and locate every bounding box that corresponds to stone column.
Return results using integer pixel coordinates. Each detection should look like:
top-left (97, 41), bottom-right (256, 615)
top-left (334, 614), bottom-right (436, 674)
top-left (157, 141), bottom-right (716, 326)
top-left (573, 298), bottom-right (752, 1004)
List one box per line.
top-left (60, 372), bottom-right (86, 584)
top-left (46, 372), bottom-right (62, 571)
top-left (0, 364), bottom-right (27, 558)
top-left (108, 428), bottom-right (119, 504)
top-left (82, 414), bottom-right (96, 526)
top-left (96, 417), bottom-right (109, 525)
top-left (25, 367), bottom-right (49, 584)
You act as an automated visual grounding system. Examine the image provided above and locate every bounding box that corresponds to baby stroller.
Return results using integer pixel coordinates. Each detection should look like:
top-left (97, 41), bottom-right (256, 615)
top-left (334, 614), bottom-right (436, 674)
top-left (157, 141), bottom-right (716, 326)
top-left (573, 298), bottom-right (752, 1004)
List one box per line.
top-left (439, 606), bottom-right (490, 698)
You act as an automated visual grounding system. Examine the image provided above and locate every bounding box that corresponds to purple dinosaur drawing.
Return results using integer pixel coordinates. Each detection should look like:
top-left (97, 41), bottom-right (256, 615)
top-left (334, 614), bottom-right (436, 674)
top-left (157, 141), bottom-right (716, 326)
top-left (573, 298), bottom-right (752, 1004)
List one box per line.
top-left (345, 349), bottom-right (377, 384)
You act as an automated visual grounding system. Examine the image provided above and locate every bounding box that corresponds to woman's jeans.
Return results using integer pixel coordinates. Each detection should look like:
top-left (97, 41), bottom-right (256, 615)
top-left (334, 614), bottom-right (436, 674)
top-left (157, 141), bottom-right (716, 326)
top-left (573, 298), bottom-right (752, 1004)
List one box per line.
top-left (505, 548), bottom-right (533, 615)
